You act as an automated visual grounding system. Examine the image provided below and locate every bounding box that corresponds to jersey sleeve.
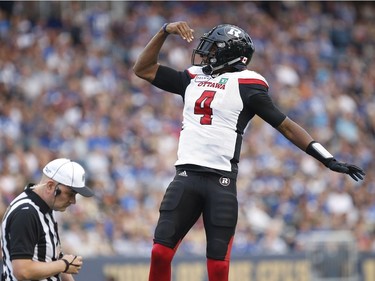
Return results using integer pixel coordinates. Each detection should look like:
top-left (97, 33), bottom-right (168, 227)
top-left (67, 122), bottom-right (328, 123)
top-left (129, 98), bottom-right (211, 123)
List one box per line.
top-left (151, 65), bottom-right (192, 97)
top-left (7, 206), bottom-right (39, 260)
top-left (240, 83), bottom-right (286, 128)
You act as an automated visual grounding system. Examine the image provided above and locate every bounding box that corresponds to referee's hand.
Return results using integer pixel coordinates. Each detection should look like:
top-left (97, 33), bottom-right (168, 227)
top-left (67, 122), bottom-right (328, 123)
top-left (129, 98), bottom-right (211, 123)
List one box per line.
top-left (61, 254), bottom-right (83, 274)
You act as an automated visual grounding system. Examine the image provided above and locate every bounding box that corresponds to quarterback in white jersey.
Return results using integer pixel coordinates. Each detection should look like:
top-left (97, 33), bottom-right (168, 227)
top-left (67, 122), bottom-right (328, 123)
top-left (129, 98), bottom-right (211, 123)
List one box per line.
top-left (175, 65), bottom-right (272, 173)
top-left (133, 21), bottom-right (365, 281)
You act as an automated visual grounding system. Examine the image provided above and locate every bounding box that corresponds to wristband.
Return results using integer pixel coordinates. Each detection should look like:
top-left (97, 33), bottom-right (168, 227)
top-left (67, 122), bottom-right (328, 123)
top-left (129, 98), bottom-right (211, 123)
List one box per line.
top-left (61, 258), bottom-right (69, 273)
top-left (162, 23), bottom-right (170, 34)
top-left (306, 141), bottom-right (334, 166)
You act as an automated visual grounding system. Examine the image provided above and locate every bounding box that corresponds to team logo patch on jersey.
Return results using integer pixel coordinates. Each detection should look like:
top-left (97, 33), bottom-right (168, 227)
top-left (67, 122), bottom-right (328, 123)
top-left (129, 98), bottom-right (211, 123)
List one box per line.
top-left (219, 177), bottom-right (230, 186)
top-left (219, 78), bottom-right (228, 84)
top-left (195, 75), bottom-right (211, 82)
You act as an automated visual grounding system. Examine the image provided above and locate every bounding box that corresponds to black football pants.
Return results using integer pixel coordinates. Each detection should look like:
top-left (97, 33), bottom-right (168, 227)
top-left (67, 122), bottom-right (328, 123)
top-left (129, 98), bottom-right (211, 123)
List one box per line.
top-left (153, 169), bottom-right (238, 260)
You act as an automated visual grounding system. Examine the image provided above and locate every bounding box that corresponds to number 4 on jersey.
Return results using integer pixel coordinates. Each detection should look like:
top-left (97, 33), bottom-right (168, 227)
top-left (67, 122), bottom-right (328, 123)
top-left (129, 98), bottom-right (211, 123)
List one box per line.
top-left (194, 90), bottom-right (216, 125)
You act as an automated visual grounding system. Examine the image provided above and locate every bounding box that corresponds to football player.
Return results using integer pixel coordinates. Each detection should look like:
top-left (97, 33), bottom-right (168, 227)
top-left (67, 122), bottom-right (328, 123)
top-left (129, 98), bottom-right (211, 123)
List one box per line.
top-left (133, 21), bottom-right (365, 281)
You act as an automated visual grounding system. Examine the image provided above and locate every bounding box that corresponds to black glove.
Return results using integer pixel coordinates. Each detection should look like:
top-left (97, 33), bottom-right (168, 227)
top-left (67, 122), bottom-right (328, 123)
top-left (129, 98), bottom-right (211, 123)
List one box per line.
top-left (326, 158), bottom-right (366, 181)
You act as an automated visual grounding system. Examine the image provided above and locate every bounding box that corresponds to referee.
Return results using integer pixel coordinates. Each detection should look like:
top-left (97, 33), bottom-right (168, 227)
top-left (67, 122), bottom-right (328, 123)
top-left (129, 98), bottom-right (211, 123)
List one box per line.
top-left (1, 158), bottom-right (94, 281)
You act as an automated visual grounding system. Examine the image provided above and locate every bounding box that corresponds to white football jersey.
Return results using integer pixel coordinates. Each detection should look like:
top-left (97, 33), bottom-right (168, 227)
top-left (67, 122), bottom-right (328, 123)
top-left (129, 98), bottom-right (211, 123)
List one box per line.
top-left (175, 66), bottom-right (269, 172)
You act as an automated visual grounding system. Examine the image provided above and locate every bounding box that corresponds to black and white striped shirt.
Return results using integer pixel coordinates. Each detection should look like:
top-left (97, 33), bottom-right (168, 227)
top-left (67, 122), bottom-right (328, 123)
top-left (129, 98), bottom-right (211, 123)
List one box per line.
top-left (1, 184), bottom-right (62, 281)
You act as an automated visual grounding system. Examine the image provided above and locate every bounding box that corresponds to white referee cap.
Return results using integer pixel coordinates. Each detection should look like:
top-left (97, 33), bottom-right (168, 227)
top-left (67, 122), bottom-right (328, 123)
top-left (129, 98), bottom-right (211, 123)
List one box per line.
top-left (43, 158), bottom-right (94, 197)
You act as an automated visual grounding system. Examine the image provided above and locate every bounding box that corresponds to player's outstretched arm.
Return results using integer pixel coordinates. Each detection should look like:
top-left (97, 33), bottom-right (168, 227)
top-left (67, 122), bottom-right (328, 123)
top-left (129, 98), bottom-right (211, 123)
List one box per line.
top-left (277, 117), bottom-right (365, 181)
top-left (305, 141), bottom-right (365, 181)
top-left (133, 21), bottom-right (194, 83)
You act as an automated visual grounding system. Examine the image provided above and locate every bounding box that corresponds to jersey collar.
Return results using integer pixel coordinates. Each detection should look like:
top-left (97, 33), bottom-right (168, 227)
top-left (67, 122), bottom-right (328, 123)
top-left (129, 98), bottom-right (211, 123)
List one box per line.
top-left (25, 183), bottom-right (51, 214)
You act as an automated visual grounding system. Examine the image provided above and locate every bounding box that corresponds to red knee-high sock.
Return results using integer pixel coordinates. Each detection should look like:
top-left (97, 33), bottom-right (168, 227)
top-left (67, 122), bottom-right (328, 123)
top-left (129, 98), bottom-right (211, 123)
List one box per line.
top-left (149, 243), bottom-right (176, 281)
top-left (207, 236), bottom-right (233, 281)
top-left (207, 259), bottom-right (230, 281)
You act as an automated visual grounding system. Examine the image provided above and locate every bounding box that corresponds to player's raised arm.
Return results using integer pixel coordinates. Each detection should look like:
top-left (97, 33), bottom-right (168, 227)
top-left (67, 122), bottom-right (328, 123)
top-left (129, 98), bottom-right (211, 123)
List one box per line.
top-left (133, 21), bottom-right (194, 83)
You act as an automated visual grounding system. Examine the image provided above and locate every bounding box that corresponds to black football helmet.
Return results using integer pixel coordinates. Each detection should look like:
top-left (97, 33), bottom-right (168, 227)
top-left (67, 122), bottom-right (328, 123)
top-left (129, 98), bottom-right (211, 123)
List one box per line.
top-left (192, 24), bottom-right (255, 75)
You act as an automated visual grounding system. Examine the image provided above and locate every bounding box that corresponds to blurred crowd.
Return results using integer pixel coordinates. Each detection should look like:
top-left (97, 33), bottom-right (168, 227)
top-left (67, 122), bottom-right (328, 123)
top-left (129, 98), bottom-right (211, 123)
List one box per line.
top-left (0, 1), bottom-right (374, 257)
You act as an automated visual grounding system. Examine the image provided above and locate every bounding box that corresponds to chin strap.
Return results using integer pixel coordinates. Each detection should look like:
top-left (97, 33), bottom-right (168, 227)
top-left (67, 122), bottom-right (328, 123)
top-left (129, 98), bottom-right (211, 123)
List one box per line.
top-left (202, 65), bottom-right (213, 75)
top-left (202, 57), bottom-right (243, 75)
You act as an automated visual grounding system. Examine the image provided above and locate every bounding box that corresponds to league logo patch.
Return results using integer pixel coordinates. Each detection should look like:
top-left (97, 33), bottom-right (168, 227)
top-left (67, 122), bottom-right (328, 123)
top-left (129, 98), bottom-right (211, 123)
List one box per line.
top-left (219, 177), bottom-right (230, 186)
top-left (219, 78), bottom-right (228, 84)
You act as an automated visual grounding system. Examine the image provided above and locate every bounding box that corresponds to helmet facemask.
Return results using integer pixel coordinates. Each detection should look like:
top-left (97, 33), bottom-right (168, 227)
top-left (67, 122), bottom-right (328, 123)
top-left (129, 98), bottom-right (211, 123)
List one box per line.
top-left (191, 37), bottom-right (217, 66)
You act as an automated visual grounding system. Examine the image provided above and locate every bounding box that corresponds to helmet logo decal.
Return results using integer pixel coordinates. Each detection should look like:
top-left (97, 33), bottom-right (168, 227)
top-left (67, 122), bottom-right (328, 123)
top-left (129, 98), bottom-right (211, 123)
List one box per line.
top-left (227, 27), bottom-right (242, 38)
